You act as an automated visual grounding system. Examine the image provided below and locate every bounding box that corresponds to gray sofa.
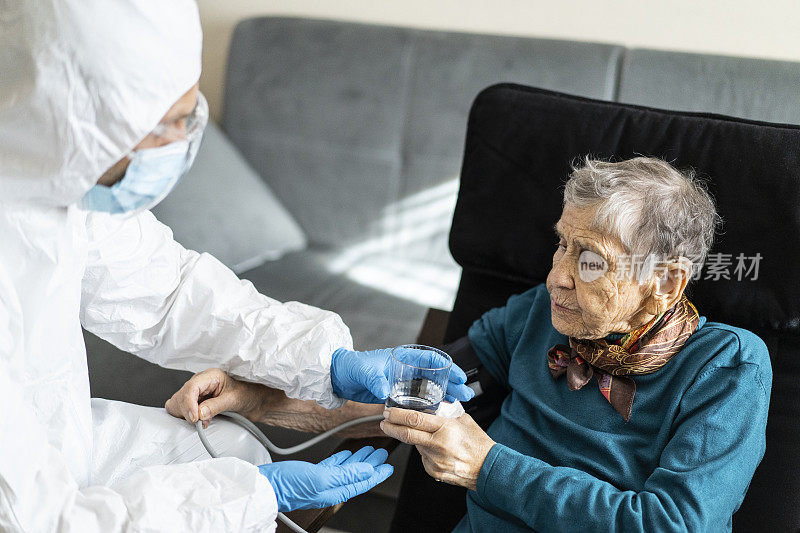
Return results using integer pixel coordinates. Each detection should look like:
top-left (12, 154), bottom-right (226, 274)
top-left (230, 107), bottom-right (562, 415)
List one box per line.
top-left (84, 16), bottom-right (800, 531)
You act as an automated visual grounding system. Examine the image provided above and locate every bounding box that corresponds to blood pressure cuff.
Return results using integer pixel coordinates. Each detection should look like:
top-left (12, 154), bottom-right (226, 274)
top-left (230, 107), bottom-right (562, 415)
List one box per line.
top-left (440, 335), bottom-right (507, 429)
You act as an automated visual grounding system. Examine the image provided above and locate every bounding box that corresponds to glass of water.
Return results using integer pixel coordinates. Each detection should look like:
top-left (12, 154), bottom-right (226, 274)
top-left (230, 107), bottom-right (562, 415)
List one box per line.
top-left (385, 344), bottom-right (452, 414)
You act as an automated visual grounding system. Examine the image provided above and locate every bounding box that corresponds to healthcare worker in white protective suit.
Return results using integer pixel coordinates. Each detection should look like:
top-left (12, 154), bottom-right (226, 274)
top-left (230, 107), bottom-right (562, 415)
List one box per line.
top-left (0, 1), bottom-right (474, 532)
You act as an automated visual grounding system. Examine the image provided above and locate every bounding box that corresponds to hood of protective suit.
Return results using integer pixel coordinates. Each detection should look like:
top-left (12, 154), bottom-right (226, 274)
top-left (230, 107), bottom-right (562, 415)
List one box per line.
top-left (0, 0), bottom-right (202, 207)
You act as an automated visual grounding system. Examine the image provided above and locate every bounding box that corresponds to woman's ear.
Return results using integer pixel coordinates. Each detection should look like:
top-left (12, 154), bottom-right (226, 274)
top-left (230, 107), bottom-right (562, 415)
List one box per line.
top-left (644, 258), bottom-right (692, 315)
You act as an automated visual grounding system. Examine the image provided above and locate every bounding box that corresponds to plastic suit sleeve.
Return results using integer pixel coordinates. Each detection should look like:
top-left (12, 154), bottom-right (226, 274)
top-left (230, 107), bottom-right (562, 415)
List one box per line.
top-left (0, 268), bottom-right (278, 533)
top-left (80, 210), bottom-right (351, 409)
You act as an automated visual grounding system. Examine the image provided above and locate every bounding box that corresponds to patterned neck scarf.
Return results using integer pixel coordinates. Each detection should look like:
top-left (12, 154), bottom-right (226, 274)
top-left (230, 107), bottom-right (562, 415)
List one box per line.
top-left (547, 295), bottom-right (700, 422)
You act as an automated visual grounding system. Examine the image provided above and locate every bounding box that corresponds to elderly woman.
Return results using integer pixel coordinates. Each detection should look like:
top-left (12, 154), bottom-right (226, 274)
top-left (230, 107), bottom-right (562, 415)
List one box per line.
top-left (381, 156), bottom-right (771, 532)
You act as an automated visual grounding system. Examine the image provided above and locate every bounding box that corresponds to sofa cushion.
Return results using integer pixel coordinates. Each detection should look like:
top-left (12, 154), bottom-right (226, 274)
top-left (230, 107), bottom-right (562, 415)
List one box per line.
top-left (240, 247), bottom-right (432, 349)
top-left (400, 30), bottom-right (623, 199)
top-left (224, 18), bottom-right (410, 249)
top-left (152, 121), bottom-right (307, 273)
top-left (223, 17), bottom-right (624, 250)
top-left (618, 48), bottom-right (800, 124)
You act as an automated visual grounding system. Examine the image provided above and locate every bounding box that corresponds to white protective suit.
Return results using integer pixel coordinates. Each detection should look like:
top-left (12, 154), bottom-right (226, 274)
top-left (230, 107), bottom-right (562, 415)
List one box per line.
top-left (0, 1), bottom-right (352, 531)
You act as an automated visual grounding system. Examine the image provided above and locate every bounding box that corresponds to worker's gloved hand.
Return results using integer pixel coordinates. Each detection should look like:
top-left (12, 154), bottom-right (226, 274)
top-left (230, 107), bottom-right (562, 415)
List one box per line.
top-left (258, 446), bottom-right (393, 512)
top-left (330, 347), bottom-right (475, 404)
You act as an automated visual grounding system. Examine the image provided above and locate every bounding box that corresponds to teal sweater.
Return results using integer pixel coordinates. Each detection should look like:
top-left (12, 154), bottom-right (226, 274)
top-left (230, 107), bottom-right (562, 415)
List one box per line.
top-left (454, 283), bottom-right (771, 532)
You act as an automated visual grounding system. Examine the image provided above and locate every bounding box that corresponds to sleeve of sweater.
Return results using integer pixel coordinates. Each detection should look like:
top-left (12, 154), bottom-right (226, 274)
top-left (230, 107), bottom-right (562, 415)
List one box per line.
top-left (473, 333), bottom-right (771, 532)
top-left (467, 285), bottom-right (548, 390)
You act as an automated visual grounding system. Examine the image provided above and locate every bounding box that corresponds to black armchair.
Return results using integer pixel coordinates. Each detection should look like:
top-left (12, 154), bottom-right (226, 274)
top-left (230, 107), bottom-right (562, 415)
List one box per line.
top-left (389, 84), bottom-right (800, 531)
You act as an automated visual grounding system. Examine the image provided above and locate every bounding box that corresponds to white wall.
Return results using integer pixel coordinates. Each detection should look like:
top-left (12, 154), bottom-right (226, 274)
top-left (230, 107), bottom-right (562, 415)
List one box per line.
top-left (197, 0), bottom-right (800, 121)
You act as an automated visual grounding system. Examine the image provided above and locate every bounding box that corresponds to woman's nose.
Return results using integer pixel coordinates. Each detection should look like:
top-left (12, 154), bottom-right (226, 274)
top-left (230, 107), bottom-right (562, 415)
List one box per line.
top-left (548, 253), bottom-right (575, 290)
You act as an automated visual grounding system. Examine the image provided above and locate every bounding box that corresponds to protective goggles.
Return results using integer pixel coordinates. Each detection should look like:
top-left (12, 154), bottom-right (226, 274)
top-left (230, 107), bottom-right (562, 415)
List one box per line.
top-left (148, 91), bottom-right (209, 143)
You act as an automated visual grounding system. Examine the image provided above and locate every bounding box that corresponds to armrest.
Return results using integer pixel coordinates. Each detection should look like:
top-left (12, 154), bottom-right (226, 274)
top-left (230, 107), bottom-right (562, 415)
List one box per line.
top-left (414, 307), bottom-right (452, 347)
top-left (283, 307), bottom-right (451, 532)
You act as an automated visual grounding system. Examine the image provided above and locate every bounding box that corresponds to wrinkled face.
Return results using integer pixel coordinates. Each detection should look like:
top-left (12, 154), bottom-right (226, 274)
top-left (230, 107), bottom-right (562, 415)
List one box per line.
top-left (546, 203), bottom-right (653, 339)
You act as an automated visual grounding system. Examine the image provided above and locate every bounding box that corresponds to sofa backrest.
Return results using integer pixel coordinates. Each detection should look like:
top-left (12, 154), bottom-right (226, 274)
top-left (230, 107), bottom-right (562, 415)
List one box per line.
top-left (617, 48), bottom-right (800, 123)
top-left (223, 17), bottom-right (623, 250)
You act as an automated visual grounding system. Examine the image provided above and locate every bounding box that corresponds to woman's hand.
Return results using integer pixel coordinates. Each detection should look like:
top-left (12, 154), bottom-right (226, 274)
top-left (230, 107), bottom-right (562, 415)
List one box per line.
top-left (165, 368), bottom-right (267, 428)
top-left (166, 369), bottom-right (386, 436)
top-left (380, 408), bottom-right (495, 491)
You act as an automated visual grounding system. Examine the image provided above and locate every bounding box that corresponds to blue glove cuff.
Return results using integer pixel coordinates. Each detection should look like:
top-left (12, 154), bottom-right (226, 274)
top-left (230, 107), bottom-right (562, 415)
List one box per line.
top-left (330, 347), bottom-right (351, 399)
top-left (258, 463), bottom-right (291, 512)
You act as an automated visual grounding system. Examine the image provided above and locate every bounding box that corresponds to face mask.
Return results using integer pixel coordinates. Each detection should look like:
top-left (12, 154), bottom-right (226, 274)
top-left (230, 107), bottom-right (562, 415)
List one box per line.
top-left (81, 133), bottom-right (201, 215)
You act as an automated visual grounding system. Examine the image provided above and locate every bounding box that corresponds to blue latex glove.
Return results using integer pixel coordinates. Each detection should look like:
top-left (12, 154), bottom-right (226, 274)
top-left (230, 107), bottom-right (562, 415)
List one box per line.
top-left (330, 347), bottom-right (475, 404)
top-left (258, 446), bottom-right (393, 512)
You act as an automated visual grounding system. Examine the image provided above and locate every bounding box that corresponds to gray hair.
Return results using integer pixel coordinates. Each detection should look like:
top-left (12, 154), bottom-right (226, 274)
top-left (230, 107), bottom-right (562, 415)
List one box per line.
top-left (563, 156), bottom-right (721, 283)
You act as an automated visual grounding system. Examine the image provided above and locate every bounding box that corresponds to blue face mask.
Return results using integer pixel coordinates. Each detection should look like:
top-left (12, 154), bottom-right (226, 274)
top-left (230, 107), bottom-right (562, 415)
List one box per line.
top-left (81, 137), bottom-right (201, 215)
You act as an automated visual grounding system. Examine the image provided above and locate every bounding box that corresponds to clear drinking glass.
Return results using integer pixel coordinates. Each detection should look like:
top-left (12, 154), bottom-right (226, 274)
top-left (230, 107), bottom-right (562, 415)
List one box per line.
top-left (385, 344), bottom-right (452, 413)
